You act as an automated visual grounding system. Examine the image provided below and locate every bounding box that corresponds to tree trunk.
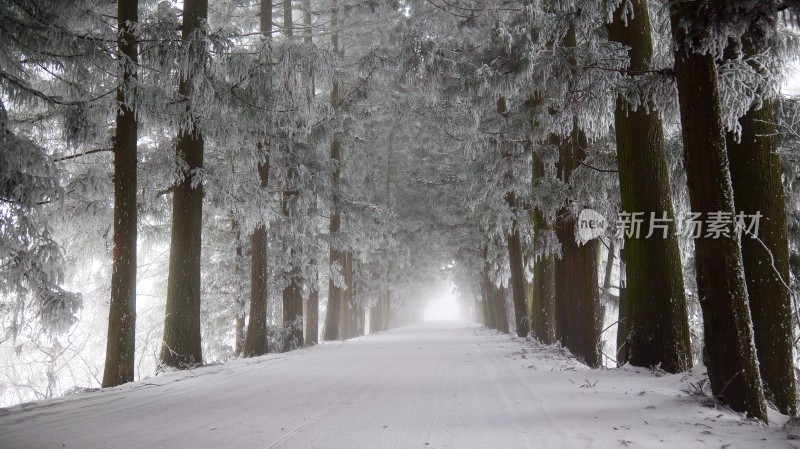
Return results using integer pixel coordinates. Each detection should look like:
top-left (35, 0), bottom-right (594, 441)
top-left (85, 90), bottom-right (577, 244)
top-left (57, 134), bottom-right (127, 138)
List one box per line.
top-left (616, 286), bottom-right (629, 366)
top-left (496, 95), bottom-right (530, 338)
top-left (243, 216), bottom-right (269, 356)
top-left (669, 2), bottom-right (767, 421)
top-left (355, 270), bottom-right (365, 337)
top-left (481, 265), bottom-right (496, 330)
top-left (232, 218), bottom-right (245, 356)
top-left (493, 283), bottom-right (509, 334)
top-left (531, 152), bottom-right (556, 344)
top-left (282, 269), bottom-right (303, 348)
top-left (322, 0), bottom-right (343, 341)
top-left (278, 0), bottom-right (304, 350)
top-left (506, 204), bottom-right (529, 338)
top-left (300, 0), bottom-right (318, 348)
top-left (281, 198), bottom-right (304, 348)
top-left (555, 126), bottom-right (602, 367)
top-left (382, 286), bottom-right (391, 330)
top-left (608, 0), bottom-right (692, 373)
top-left (351, 258), bottom-right (361, 337)
top-left (305, 268), bottom-right (319, 345)
top-left (473, 294), bottom-right (482, 325)
top-left (160, 0), bottom-right (208, 369)
top-left (725, 42), bottom-right (796, 415)
top-left (242, 0), bottom-right (272, 356)
top-left (370, 296), bottom-right (383, 334)
top-left (103, 0), bottom-right (138, 388)
top-left (550, 24), bottom-right (602, 366)
top-left (338, 252), bottom-right (349, 339)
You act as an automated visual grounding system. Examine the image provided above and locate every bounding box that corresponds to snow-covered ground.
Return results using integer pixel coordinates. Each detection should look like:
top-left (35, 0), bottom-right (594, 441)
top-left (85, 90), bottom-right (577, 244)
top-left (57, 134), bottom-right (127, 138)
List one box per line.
top-left (0, 321), bottom-right (797, 449)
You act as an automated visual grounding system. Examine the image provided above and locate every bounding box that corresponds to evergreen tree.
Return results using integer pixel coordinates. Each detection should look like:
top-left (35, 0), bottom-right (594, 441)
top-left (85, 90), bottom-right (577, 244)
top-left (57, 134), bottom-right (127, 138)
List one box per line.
top-left (161, 0), bottom-right (209, 369)
top-left (607, 0), bottom-right (692, 373)
top-left (724, 20), bottom-right (796, 415)
top-left (103, 0), bottom-right (139, 387)
top-left (669, 0), bottom-right (767, 420)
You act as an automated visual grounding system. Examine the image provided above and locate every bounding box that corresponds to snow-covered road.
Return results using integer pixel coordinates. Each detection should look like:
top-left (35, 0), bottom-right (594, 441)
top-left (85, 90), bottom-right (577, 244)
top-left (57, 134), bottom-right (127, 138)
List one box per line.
top-left (0, 321), bottom-right (796, 448)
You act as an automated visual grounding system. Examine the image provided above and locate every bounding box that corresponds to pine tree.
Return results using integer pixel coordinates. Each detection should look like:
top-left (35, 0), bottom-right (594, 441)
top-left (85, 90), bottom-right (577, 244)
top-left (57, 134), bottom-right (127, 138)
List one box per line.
top-left (323, 0), bottom-right (344, 341)
top-left (103, 0), bottom-right (139, 387)
top-left (725, 34), bottom-right (796, 415)
top-left (531, 151), bottom-right (556, 344)
top-left (302, 0), bottom-right (319, 347)
top-left (669, 0), bottom-right (767, 421)
top-left (160, 0), bottom-right (209, 369)
top-left (280, 0), bottom-right (305, 348)
top-left (607, 0), bottom-right (691, 373)
top-left (498, 96), bottom-right (530, 338)
top-left (242, 0), bottom-right (274, 358)
top-left (553, 23), bottom-right (602, 368)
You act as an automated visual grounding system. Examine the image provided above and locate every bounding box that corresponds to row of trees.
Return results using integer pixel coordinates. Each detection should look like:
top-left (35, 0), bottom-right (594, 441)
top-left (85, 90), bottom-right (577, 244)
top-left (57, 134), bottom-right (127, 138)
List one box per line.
top-left (1, 0), bottom-right (419, 404)
top-left (455, 0), bottom-right (800, 422)
top-left (3, 0), bottom-right (800, 422)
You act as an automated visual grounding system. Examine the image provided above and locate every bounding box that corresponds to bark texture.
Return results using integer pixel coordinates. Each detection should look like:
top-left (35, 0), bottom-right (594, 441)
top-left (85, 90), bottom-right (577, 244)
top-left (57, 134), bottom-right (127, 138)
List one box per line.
top-left (726, 43), bottom-right (796, 415)
top-left (608, 0), bottom-right (692, 373)
top-left (103, 0), bottom-right (138, 387)
top-left (323, 0), bottom-right (343, 341)
top-left (669, 2), bottom-right (767, 420)
top-left (305, 270), bottom-right (319, 345)
top-left (160, 0), bottom-right (208, 369)
top-left (242, 0), bottom-right (272, 356)
top-left (531, 150), bottom-right (557, 344)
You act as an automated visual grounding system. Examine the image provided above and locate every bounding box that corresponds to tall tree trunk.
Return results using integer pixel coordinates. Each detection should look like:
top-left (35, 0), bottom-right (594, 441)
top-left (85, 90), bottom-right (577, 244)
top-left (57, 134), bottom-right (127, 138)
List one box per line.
top-left (473, 294), bottom-right (482, 325)
top-left (300, 0), bottom-right (318, 348)
top-left (528, 86), bottom-right (558, 344)
top-left (531, 152), bottom-right (556, 344)
top-left (279, 0), bottom-right (304, 349)
top-left (339, 251), bottom-right (356, 339)
top-left (103, 0), bottom-right (138, 387)
top-left (481, 253), bottom-right (496, 330)
top-left (323, 2), bottom-right (344, 340)
top-left (282, 266), bottom-right (303, 348)
top-left (377, 132), bottom-right (394, 334)
top-left (497, 96), bottom-right (530, 338)
top-left (160, 0), bottom-right (208, 369)
top-left (350, 257), bottom-right (359, 337)
top-left (305, 270), bottom-right (319, 345)
top-left (506, 206), bottom-right (529, 337)
top-left (494, 284), bottom-right (510, 334)
top-left (608, 0), bottom-right (692, 373)
top-left (725, 40), bottom-right (796, 415)
top-left (370, 296), bottom-right (383, 334)
top-left (556, 124), bottom-right (602, 367)
top-left (338, 252), bottom-right (350, 339)
top-left (242, 0), bottom-right (273, 357)
top-left (551, 24), bottom-right (602, 366)
top-left (232, 218), bottom-right (245, 356)
top-left (669, 2), bottom-right (767, 421)
top-left (243, 190), bottom-right (269, 356)
top-left (355, 267), bottom-right (365, 337)
top-left (243, 224), bottom-right (269, 357)
top-left (615, 245), bottom-right (629, 366)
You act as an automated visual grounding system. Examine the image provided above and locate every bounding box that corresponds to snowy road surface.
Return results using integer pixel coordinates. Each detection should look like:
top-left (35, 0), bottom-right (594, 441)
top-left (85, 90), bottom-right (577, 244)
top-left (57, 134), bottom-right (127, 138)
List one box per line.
top-left (0, 321), bottom-right (797, 449)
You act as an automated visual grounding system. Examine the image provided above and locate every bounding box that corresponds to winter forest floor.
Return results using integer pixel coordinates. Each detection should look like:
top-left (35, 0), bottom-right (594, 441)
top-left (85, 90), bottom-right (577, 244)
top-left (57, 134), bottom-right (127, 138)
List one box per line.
top-left (0, 321), bottom-right (798, 449)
